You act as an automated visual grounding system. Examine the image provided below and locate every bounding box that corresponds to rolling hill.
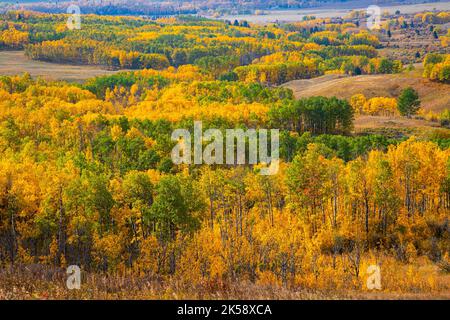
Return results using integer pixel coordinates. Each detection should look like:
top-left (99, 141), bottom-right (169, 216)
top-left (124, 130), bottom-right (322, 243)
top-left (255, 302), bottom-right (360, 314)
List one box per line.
top-left (281, 70), bottom-right (450, 113)
top-left (281, 68), bottom-right (450, 132)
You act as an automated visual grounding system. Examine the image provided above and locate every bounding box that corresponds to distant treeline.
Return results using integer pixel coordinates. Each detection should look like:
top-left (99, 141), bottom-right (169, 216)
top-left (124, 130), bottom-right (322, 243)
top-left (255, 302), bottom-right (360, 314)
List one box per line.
top-left (29, 5), bottom-right (197, 17)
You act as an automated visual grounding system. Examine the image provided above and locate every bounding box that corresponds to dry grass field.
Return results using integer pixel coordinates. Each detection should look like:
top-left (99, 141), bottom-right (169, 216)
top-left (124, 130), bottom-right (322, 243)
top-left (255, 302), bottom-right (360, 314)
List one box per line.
top-left (0, 51), bottom-right (125, 82)
top-left (281, 69), bottom-right (449, 113)
top-left (1, 265), bottom-right (449, 300)
top-left (353, 115), bottom-right (443, 134)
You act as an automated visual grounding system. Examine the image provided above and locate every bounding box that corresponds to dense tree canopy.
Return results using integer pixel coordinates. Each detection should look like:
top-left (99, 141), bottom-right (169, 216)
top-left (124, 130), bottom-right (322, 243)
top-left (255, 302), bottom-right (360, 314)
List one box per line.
top-left (0, 11), bottom-right (402, 85)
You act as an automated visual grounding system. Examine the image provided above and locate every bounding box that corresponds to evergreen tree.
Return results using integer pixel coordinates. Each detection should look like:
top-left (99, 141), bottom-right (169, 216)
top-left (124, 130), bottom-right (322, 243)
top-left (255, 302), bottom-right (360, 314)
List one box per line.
top-left (397, 87), bottom-right (420, 117)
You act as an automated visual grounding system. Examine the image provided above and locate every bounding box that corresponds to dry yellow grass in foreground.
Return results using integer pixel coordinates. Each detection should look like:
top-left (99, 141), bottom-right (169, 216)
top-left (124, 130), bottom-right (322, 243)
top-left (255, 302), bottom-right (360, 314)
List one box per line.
top-left (1, 262), bottom-right (448, 300)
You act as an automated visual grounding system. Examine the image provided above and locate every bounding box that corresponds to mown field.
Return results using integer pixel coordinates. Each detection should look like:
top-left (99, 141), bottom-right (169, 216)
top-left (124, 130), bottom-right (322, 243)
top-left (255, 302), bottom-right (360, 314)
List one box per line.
top-left (0, 51), bottom-right (125, 82)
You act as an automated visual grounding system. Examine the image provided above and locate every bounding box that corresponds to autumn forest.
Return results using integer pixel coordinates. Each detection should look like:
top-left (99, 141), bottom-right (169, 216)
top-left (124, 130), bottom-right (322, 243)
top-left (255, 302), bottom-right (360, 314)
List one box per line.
top-left (0, 8), bottom-right (449, 299)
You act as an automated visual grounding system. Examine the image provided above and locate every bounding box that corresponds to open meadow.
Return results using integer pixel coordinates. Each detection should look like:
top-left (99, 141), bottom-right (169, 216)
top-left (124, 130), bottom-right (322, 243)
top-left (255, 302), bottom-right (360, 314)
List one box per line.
top-left (0, 51), bottom-right (125, 82)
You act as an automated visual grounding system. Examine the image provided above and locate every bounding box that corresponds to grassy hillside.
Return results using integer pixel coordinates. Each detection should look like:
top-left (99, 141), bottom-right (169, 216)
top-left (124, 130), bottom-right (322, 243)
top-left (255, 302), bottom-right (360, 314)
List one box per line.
top-left (282, 68), bottom-right (450, 113)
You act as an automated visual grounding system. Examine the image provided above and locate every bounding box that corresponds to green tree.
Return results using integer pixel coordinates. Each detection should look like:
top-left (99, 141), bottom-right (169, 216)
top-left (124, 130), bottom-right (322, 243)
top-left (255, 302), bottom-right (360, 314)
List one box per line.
top-left (397, 87), bottom-right (421, 117)
top-left (171, 49), bottom-right (187, 67)
top-left (150, 175), bottom-right (202, 273)
top-left (150, 176), bottom-right (201, 241)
